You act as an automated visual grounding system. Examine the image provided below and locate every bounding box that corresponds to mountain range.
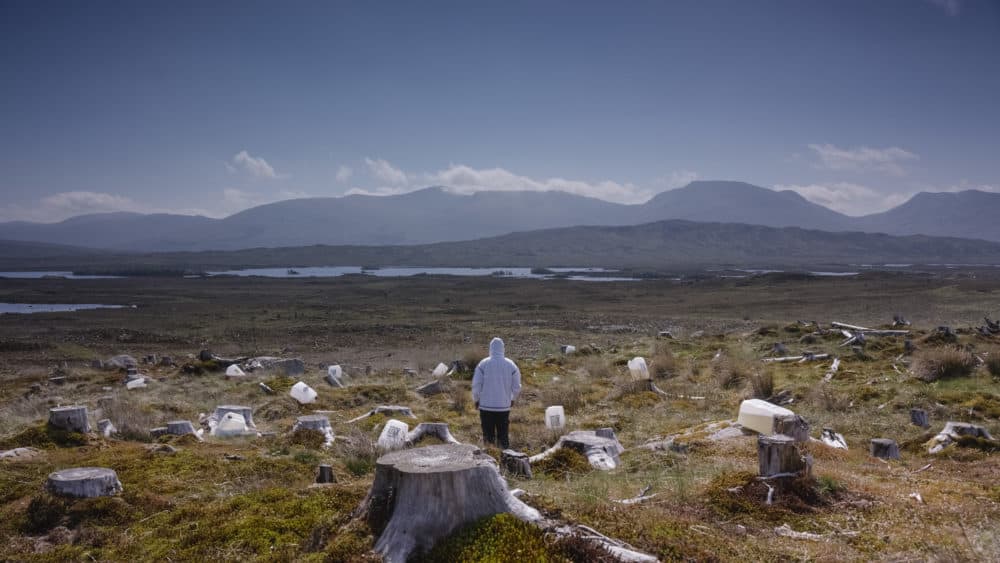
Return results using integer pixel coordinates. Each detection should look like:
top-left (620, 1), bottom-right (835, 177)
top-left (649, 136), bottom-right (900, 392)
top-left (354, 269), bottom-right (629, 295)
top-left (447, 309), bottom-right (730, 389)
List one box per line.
top-left (0, 181), bottom-right (995, 252)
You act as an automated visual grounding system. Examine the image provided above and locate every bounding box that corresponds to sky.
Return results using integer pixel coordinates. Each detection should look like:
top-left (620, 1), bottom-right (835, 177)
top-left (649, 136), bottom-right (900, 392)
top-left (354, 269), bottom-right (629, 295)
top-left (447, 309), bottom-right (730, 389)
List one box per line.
top-left (1, 0), bottom-right (998, 222)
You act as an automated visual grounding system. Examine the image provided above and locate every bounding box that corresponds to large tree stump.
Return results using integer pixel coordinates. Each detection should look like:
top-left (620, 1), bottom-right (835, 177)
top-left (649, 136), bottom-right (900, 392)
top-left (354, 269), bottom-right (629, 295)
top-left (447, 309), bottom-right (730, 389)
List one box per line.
top-left (46, 467), bottom-right (123, 498)
top-left (293, 414), bottom-right (334, 446)
top-left (910, 408), bottom-right (929, 428)
top-left (773, 414), bottom-right (810, 443)
top-left (359, 444), bottom-right (540, 563)
top-left (415, 379), bottom-right (445, 397)
top-left (48, 406), bottom-right (90, 433)
top-left (870, 438), bottom-right (900, 459)
top-left (758, 435), bottom-right (810, 477)
top-left (166, 420), bottom-right (196, 436)
top-left (406, 422), bottom-right (460, 446)
top-left (214, 405), bottom-right (256, 428)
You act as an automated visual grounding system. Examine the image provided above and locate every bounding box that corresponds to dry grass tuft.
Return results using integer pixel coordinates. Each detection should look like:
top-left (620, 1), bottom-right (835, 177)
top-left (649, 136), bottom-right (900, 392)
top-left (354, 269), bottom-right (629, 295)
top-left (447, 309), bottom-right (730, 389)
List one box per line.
top-left (649, 342), bottom-right (679, 379)
top-left (749, 370), bottom-right (775, 400)
top-left (913, 347), bottom-right (976, 382)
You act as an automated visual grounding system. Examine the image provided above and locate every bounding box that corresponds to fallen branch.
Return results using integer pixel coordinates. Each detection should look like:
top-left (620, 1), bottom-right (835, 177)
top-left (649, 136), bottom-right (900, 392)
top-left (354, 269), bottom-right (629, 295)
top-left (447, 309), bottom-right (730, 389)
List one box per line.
top-left (823, 358), bottom-right (841, 382)
top-left (347, 405), bottom-right (416, 423)
top-left (762, 353), bottom-right (830, 363)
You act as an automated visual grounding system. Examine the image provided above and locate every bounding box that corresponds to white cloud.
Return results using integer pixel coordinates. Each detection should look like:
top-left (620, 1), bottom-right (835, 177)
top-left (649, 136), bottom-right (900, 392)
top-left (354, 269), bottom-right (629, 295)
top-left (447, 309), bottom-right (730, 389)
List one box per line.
top-left (927, 0), bottom-right (961, 16)
top-left (808, 143), bottom-right (918, 176)
top-left (230, 150), bottom-right (279, 178)
top-left (364, 157), bottom-right (408, 185)
top-left (335, 165), bottom-right (353, 183)
top-left (773, 182), bottom-right (912, 216)
top-left (653, 170), bottom-right (699, 190)
top-left (427, 164), bottom-right (653, 203)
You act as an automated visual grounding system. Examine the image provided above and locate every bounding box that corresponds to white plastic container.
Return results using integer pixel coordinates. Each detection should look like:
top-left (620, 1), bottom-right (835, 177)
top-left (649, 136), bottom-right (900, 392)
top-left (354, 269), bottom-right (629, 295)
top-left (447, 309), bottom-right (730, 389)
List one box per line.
top-left (327, 365), bottom-right (343, 380)
top-left (432, 362), bottom-right (449, 377)
top-left (125, 377), bottom-right (147, 390)
top-left (226, 364), bottom-right (246, 377)
top-left (377, 419), bottom-right (410, 452)
top-left (560, 345), bottom-right (577, 355)
top-left (215, 412), bottom-right (249, 437)
top-left (627, 357), bottom-right (649, 380)
top-left (289, 381), bottom-right (318, 404)
top-left (545, 405), bottom-right (565, 430)
top-left (737, 399), bottom-right (795, 435)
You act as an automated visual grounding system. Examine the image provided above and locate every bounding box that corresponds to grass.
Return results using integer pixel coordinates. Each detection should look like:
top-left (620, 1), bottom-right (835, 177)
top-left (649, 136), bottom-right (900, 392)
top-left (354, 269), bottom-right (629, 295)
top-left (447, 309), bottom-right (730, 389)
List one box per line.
top-left (913, 347), bottom-right (976, 382)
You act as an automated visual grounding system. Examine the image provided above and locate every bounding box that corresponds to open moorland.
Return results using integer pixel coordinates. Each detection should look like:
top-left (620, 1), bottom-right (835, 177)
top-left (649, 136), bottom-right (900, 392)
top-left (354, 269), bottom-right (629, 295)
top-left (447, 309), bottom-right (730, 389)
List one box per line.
top-left (2, 272), bottom-right (1000, 561)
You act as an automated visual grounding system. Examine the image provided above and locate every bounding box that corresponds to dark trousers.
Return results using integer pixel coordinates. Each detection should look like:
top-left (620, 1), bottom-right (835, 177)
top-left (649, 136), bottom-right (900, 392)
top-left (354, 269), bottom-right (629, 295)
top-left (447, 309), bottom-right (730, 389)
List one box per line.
top-left (479, 409), bottom-right (510, 449)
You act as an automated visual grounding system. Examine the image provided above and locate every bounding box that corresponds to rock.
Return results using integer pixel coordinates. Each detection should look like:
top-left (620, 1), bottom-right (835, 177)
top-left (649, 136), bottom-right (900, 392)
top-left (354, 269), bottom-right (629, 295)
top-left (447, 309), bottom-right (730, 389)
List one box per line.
top-left (48, 406), bottom-right (90, 433)
top-left (107, 355), bottom-right (137, 369)
top-left (46, 467), bottom-right (123, 498)
top-left (0, 447), bottom-right (42, 460)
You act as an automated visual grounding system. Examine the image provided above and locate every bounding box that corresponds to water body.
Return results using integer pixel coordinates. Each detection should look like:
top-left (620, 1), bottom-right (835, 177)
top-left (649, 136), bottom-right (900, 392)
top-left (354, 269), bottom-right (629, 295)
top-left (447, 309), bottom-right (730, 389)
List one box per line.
top-left (0, 303), bottom-right (128, 314)
top-left (0, 271), bottom-right (121, 279)
top-left (205, 266), bottom-right (626, 280)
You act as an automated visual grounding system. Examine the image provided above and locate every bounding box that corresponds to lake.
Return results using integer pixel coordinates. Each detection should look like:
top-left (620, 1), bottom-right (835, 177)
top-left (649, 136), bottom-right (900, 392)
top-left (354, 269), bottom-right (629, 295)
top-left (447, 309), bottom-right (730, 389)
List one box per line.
top-left (0, 303), bottom-right (129, 314)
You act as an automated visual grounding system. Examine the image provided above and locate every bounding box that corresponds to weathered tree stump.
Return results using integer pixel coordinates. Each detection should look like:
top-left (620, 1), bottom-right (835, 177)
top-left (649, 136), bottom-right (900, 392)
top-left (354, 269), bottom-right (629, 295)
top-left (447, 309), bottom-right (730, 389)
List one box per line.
top-left (910, 408), bottom-right (930, 428)
top-left (46, 467), bottom-right (123, 498)
top-left (214, 405), bottom-right (255, 428)
top-left (501, 450), bottom-right (532, 479)
top-left (167, 420), bottom-right (196, 436)
top-left (757, 434), bottom-right (810, 477)
top-left (773, 414), bottom-right (810, 443)
top-left (316, 464), bottom-right (335, 484)
top-left (406, 422), bottom-right (460, 446)
top-left (870, 438), bottom-right (900, 459)
top-left (595, 427), bottom-right (618, 441)
top-left (359, 444), bottom-right (540, 562)
top-left (150, 427), bottom-right (168, 438)
top-left (48, 406), bottom-right (90, 433)
top-left (293, 414), bottom-right (331, 432)
top-left (415, 379), bottom-right (445, 397)
top-left (529, 430), bottom-right (625, 470)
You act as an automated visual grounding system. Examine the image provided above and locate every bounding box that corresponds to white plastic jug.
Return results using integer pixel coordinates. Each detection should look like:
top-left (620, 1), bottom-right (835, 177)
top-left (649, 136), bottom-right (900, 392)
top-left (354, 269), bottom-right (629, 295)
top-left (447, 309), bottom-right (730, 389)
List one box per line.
top-left (327, 365), bottom-right (343, 379)
top-left (290, 381), bottom-right (318, 404)
top-left (627, 357), bottom-right (649, 380)
top-left (432, 362), bottom-right (449, 377)
top-left (545, 405), bottom-right (565, 430)
top-left (215, 412), bottom-right (248, 437)
top-left (737, 399), bottom-right (795, 435)
top-left (226, 364), bottom-right (246, 377)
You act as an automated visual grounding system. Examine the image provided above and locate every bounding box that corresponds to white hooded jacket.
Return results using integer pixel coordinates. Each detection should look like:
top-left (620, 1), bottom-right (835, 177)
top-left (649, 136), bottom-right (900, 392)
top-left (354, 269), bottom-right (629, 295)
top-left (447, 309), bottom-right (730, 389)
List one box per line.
top-left (472, 337), bottom-right (522, 412)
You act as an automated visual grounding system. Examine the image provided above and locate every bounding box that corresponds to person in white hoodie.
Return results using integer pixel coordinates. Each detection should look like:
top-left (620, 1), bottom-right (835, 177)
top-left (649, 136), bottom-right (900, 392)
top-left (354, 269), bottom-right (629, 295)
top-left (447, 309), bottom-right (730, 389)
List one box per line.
top-left (472, 337), bottom-right (521, 449)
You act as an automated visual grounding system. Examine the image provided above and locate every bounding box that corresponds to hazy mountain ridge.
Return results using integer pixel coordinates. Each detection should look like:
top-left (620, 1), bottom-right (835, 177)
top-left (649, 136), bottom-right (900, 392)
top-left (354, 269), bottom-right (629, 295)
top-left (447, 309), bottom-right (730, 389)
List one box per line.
top-left (1, 181), bottom-right (998, 251)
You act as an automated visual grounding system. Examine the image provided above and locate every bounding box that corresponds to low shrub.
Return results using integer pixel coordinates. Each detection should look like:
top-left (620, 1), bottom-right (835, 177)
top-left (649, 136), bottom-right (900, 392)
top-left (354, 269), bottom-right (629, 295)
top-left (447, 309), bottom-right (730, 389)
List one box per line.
top-left (913, 347), bottom-right (975, 382)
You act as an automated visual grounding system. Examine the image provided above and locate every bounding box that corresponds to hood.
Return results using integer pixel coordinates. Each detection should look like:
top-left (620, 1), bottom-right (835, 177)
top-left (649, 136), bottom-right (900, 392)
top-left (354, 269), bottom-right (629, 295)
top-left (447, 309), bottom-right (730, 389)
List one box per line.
top-left (489, 337), bottom-right (505, 359)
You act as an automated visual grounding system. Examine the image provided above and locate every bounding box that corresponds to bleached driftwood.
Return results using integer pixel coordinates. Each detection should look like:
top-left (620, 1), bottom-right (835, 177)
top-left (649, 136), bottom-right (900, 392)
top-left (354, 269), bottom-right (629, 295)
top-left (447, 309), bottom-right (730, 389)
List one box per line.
top-left (823, 358), bottom-right (841, 382)
top-left (405, 422), bottom-right (460, 446)
top-left (347, 405), bottom-right (416, 423)
top-left (818, 428), bottom-right (848, 449)
top-left (762, 353), bottom-right (830, 363)
top-left (357, 444), bottom-right (541, 563)
top-left (550, 524), bottom-right (659, 562)
top-left (529, 430), bottom-right (625, 470)
top-left (927, 421), bottom-right (997, 453)
top-left (831, 322), bottom-right (909, 336)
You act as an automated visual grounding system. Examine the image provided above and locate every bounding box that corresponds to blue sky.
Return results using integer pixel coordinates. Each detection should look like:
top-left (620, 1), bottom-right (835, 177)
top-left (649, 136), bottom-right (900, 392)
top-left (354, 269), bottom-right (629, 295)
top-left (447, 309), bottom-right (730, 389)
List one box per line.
top-left (1, 0), bottom-right (998, 221)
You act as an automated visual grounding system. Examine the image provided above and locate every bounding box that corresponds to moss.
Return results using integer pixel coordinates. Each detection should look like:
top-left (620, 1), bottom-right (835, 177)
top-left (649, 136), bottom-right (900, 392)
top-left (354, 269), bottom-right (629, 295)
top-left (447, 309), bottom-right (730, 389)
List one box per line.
top-left (414, 513), bottom-right (568, 562)
top-left (290, 428), bottom-right (327, 449)
top-left (24, 494), bottom-right (69, 533)
top-left (65, 496), bottom-right (136, 527)
top-left (264, 375), bottom-right (296, 394)
top-left (618, 391), bottom-right (660, 409)
top-left (0, 423), bottom-right (89, 449)
top-left (954, 435), bottom-right (1000, 452)
top-left (534, 447), bottom-right (592, 478)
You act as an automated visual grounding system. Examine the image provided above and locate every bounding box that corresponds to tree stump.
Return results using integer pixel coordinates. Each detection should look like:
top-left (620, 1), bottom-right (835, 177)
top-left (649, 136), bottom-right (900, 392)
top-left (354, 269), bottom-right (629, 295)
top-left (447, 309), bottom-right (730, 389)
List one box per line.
top-left (316, 464), bottom-right (335, 484)
top-left (167, 420), bottom-right (196, 436)
top-left (348, 405), bottom-right (416, 423)
top-left (97, 419), bottom-right (116, 438)
top-left (415, 379), bottom-right (445, 397)
top-left (150, 427), bottom-right (168, 438)
top-left (757, 434), bottom-right (810, 477)
top-left (910, 408), bottom-right (929, 428)
top-left (46, 467), bottom-right (123, 498)
top-left (214, 405), bottom-right (255, 428)
top-left (870, 438), bottom-right (900, 459)
top-left (359, 444), bottom-right (540, 562)
top-left (48, 406), bottom-right (90, 433)
top-left (293, 414), bottom-right (331, 432)
top-left (501, 450), bottom-right (532, 479)
top-left (406, 422), bottom-right (460, 446)
top-left (773, 414), bottom-right (810, 443)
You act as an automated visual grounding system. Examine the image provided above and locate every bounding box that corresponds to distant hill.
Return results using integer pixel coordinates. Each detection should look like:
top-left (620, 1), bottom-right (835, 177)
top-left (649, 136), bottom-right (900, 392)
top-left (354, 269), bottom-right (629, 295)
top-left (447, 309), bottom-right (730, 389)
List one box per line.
top-left (6, 220), bottom-right (1000, 272)
top-left (0, 239), bottom-right (103, 260)
top-left (857, 190), bottom-right (1000, 241)
top-left (1, 182), bottom-right (999, 251)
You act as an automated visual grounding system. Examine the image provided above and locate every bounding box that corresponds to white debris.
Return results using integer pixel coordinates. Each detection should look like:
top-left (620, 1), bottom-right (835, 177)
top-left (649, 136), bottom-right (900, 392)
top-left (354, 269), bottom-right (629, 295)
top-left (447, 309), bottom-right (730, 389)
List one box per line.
top-left (909, 492), bottom-right (924, 504)
top-left (226, 364), bottom-right (246, 377)
top-left (376, 419), bottom-right (410, 452)
top-left (431, 362), bottom-right (449, 377)
top-left (818, 428), bottom-right (848, 450)
top-left (627, 357), bottom-right (649, 380)
top-left (289, 381), bottom-right (318, 404)
top-left (774, 523), bottom-right (825, 542)
top-left (545, 405), bottom-right (565, 430)
top-left (125, 377), bottom-right (147, 390)
top-left (214, 412), bottom-right (251, 437)
top-left (560, 345), bottom-right (577, 355)
top-left (736, 399), bottom-right (795, 436)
